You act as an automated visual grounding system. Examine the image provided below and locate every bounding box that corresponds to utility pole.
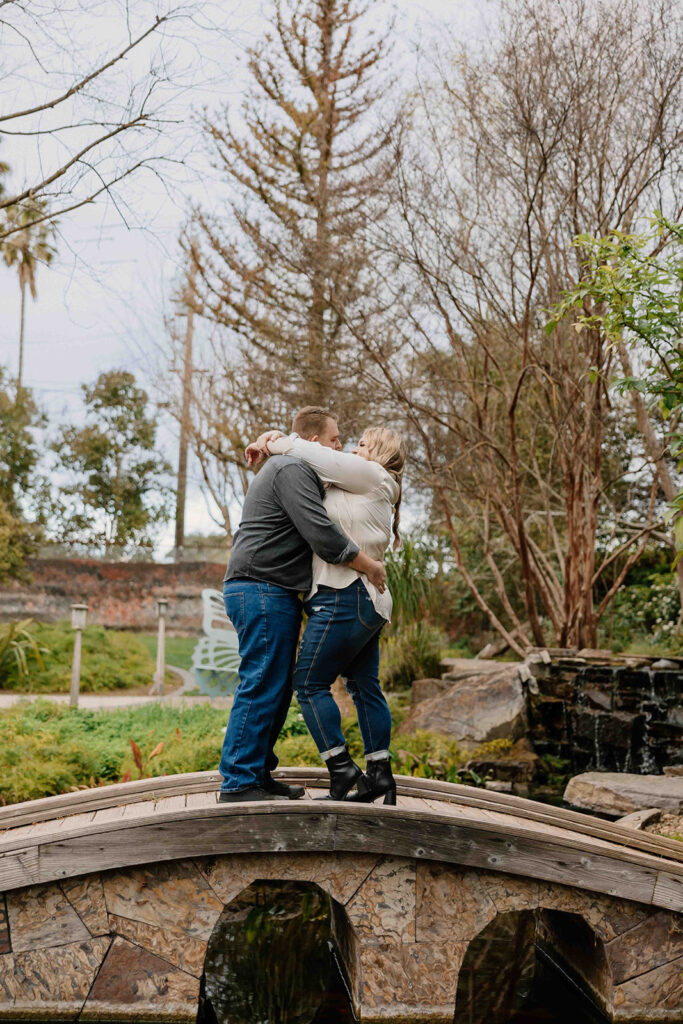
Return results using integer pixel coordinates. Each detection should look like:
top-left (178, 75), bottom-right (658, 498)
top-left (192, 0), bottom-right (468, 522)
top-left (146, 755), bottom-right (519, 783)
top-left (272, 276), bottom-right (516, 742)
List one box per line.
top-left (174, 253), bottom-right (197, 562)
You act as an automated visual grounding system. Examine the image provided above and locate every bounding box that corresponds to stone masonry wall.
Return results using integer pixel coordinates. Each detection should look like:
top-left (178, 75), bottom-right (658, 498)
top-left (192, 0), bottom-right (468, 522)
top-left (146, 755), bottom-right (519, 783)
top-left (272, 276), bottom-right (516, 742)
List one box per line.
top-left (0, 558), bottom-right (227, 632)
top-left (0, 853), bottom-right (681, 1022)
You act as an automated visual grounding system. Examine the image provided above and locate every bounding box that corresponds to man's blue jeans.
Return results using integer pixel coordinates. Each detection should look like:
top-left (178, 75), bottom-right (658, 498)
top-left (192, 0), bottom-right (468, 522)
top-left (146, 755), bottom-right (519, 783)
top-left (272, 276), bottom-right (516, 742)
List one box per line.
top-left (293, 580), bottom-right (391, 758)
top-left (219, 579), bottom-right (302, 793)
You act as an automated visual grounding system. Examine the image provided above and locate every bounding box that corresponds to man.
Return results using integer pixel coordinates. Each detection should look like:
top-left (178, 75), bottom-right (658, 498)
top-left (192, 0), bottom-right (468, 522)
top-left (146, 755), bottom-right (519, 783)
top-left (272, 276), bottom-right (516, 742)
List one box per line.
top-left (218, 405), bottom-right (386, 802)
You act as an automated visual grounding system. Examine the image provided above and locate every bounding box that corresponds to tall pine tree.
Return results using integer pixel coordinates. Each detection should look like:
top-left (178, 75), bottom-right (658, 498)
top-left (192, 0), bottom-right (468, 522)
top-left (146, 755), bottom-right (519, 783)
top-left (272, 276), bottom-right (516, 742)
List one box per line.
top-left (191, 0), bottom-right (395, 433)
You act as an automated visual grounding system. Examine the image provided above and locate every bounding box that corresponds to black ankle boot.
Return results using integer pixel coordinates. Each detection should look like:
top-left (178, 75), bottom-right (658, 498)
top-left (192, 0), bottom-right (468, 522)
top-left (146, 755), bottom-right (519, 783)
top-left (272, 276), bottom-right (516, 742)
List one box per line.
top-left (346, 757), bottom-right (396, 805)
top-left (316, 748), bottom-right (363, 801)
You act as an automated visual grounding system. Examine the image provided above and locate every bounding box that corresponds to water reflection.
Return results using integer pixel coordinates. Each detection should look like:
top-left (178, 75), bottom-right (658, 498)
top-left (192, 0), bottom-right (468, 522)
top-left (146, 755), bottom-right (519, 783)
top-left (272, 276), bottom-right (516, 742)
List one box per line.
top-left (454, 911), bottom-right (536, 1023)
top-left (203, 881), bottom-right (348, 1024)
top-left (455, 910), bottom-right (610, 1024)
top-left (202, 886), bottom-right (612, 1024)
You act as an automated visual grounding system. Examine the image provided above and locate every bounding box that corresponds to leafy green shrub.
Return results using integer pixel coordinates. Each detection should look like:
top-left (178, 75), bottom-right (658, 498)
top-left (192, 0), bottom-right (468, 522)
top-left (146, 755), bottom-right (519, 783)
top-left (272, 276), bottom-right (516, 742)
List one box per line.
top-left (442, 639), bottom-right (475, 658)
top-left (119, 727), bottom-right (226, 779)
top-left (0, 692), bottom-right (503, 805)
top-left (378, 539), bottom-right (448, 687)
top-left (391, 729), bottom-right (463, 779)
top-left (123, 738), bottom-right (166, 781)
top-left (380, 621), bottom-right (445, 690)
top-left (390, 735), bottom-right (516, 784)
top-left (281, 704), bottom-right (312, 737)
top-left (605, 575), bottom-right (681, 651)
top-left (385, 540), bottom-right (440, 627)
top-left (273, 714), bottom-right (474, 783)
top-left (0, 697), bottom-right (331, 804)
top-left (0, 700), bottom-right (231, 804)
top-left (0, 499), bottom-right (40, 584)
top-left (0, 620), bottom-right (158, 692)
top-left (471, 738), bottom-right (514, 759)
top-left (273, 732), bottom-right (320, 766)
top-left (0, 619), bottom-right (47, 680)
top-left (535, 753), bottom-right (572, 793)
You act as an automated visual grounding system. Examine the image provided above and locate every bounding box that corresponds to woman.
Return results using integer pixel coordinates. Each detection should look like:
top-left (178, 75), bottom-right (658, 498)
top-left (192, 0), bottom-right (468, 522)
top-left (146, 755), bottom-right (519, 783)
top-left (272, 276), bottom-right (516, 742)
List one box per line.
top-left (251, 426), bottom-right (405, 804)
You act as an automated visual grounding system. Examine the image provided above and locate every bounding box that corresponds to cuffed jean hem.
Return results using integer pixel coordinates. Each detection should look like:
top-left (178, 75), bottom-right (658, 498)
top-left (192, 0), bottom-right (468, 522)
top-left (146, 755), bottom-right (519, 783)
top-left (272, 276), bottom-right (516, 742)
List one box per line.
top-left (320, 744), bottom-right (346, 761)
top-left (365, 749), bottom-right (390, 761)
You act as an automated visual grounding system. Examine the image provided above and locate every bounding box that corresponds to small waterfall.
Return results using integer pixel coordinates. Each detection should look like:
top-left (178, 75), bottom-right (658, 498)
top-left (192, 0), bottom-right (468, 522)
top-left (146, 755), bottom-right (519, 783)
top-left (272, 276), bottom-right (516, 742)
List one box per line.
top-left (639, 713), bottom-right (657, 774)
top-left (591, 713), bottom-right (603, 772)
top-left (527, 652), bottom-right (683, 779)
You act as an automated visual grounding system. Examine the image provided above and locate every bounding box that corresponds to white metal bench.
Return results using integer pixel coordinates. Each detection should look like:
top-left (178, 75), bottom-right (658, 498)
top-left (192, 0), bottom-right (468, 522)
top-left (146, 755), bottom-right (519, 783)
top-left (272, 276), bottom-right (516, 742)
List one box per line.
top-left (191, 589), bottom-right (241, 696)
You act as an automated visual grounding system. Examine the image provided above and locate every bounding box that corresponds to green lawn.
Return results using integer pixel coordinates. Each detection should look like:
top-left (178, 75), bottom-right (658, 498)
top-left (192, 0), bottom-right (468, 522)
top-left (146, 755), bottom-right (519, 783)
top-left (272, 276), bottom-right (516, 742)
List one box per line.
top-left (137, 634), bottom-right (198, 671)
top-left (1, 621), bottom-right (159, 693)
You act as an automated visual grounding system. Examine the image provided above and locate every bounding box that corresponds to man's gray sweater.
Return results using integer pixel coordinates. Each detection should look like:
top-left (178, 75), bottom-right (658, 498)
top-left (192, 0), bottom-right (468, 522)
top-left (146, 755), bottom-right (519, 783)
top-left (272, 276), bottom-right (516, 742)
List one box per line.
top-left (224, 455), bottom-right (359, 593)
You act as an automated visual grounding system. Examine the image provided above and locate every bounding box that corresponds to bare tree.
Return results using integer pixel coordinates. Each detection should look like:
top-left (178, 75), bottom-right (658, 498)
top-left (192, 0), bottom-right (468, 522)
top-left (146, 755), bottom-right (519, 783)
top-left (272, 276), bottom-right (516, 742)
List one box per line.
top-left (0, 0), bottom-right (210, 242)
top-left (368, 0), bottom-right (683, 651)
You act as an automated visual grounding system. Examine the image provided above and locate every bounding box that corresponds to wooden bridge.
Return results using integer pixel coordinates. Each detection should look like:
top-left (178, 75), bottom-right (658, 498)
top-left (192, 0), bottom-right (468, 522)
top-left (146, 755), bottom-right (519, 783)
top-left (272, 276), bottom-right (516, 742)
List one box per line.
top-left (0, 769), bottom-right (681, 1022)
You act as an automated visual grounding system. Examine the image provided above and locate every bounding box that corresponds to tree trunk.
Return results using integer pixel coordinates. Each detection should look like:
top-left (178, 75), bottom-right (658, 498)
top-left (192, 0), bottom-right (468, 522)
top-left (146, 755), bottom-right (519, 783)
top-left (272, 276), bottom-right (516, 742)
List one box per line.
top-left (307, 1), bottom-right (333, 404)
top-left (559, 333), bottom-right (605, 650)
top-left (174, 260), bottom-right (197, 561)
top-left (618, 342), bottom-right (683, 620)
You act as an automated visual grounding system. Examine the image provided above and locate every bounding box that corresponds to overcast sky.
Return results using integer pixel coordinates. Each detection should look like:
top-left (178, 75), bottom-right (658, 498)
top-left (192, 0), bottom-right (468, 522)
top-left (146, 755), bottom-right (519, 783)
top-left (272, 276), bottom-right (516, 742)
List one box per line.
top-left (0, 0), bottom-right (492, 555)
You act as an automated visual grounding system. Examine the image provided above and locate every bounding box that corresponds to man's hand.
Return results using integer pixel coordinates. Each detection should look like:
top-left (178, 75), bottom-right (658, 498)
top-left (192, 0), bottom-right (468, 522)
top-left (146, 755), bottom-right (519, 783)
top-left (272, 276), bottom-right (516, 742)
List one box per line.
top-left (365, 559), bottom-right (387, 593)
top-left (347, 550), bottom-right (387, 593)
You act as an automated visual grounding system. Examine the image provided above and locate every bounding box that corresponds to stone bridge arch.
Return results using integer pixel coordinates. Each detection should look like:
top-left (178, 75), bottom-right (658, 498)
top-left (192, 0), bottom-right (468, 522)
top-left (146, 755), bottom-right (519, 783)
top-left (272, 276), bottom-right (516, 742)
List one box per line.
top-left (0, 773), bottom-right (681, 1021)
top-left (414, 862), bottom-right (682, 1024)
top-left (200, 875), bottom-right (352, 1024)
top-left (1, 851), bottom-right (681, 1023)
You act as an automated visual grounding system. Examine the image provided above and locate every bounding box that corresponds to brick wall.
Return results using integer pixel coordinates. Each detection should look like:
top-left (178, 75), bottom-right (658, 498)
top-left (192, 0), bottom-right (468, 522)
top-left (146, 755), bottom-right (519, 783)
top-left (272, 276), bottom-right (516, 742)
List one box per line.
top-left (0, 559), bottom-right (227, 633)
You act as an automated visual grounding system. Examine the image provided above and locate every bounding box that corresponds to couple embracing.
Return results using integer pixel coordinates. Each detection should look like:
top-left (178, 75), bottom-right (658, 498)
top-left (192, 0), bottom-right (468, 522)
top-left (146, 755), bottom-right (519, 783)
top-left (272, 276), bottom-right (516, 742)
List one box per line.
top-left (218, 405), bottom-right (405, 805)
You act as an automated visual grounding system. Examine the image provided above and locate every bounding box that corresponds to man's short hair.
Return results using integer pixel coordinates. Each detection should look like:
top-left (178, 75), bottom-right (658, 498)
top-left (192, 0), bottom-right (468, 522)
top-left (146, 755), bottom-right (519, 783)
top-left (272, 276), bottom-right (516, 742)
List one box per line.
top-left (291, 405), bottom-right (338, 439)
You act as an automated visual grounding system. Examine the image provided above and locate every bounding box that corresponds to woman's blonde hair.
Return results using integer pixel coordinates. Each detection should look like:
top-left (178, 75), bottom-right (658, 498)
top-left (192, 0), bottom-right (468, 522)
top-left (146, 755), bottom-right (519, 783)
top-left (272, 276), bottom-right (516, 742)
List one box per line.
top-left (362, 426), bottom-right (405, 550)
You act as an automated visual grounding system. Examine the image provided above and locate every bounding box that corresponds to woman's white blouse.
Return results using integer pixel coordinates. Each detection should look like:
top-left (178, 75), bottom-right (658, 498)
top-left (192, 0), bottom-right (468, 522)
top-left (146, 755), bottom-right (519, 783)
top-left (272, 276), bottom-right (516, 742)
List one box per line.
top-left (266, 435), bottom-right (399, 621)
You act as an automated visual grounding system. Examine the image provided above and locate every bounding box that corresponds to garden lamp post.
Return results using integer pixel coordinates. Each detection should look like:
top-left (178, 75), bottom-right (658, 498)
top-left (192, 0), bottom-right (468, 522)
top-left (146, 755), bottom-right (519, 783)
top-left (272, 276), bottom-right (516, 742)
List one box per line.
top-left (70, 603), bottom-right (88, 708)
top-left (154, 598), bottom-right (169, 697)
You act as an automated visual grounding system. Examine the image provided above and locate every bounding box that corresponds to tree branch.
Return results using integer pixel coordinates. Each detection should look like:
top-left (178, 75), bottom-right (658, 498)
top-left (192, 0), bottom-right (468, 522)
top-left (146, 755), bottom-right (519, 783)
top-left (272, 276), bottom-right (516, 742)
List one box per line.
top-left (0, 14), bottom-right (170, 124)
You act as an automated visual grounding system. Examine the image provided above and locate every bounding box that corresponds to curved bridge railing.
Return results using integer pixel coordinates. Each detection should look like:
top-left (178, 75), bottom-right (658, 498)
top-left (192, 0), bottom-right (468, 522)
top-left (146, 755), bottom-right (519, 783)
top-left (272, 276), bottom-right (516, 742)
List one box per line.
top-left (0, 770), bottom-right (681, 911)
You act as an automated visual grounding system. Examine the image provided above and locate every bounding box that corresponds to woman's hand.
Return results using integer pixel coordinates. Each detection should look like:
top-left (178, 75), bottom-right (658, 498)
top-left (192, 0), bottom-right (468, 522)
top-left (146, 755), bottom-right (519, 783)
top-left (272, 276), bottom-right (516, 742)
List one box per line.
top-left (245, 429), bottom-right (286, 467)
top-left (257, 429), bottom-right (285, 449)
top-left (245, 442), bottom-right (265, 467)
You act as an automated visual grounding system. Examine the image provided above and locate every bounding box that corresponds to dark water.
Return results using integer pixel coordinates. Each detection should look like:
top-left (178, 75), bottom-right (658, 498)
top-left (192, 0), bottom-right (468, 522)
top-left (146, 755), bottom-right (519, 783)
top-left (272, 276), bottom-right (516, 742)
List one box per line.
top-left (453, 911), bottom-right (610, 1024)
top-left (201, 883), bottom-right (611, 1024)
top-left (202, 882), bottom-right (335, 1024)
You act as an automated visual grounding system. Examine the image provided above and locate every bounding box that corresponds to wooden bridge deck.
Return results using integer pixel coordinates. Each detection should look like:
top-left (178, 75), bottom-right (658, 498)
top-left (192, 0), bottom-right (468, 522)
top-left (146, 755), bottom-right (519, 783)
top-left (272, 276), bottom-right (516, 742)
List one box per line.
top-left (0, 769), bottom-right (681, 912)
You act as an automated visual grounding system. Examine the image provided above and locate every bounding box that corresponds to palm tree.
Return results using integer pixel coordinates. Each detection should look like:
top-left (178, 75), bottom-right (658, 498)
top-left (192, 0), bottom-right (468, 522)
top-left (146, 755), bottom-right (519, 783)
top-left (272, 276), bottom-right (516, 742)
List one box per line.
top-left (1, 201), bottom-right (56, 393)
